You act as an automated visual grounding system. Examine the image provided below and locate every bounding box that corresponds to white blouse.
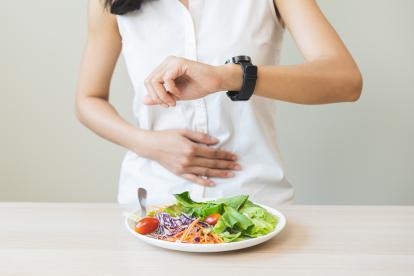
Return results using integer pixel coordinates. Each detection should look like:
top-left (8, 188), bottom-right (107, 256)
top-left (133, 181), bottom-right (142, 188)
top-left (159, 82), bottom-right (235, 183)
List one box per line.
top-left (116, 0), bottom-right (294, 209)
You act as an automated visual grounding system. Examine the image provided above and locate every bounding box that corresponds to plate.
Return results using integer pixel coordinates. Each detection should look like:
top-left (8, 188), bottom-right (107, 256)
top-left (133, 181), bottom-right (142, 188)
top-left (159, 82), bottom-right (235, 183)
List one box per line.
top-left (125, 202), bottom-right (287, 252)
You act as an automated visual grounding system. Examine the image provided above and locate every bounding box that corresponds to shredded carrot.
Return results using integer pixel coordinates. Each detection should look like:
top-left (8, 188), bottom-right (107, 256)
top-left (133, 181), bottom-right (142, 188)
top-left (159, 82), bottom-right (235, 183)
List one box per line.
top-left (212, 233), bottom-right (224, 243)
top-left (180, 218), bottom-right (200, 242)
top-left (154, 219), bottom-right (224, 244)
top-left (173, 230), bottom-right (185, 238)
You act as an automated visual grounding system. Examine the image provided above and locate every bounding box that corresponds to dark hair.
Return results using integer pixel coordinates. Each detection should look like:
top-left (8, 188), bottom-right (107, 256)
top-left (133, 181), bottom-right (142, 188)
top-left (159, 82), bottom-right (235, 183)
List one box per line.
top-left (104, 0), bottom-right (144, 15)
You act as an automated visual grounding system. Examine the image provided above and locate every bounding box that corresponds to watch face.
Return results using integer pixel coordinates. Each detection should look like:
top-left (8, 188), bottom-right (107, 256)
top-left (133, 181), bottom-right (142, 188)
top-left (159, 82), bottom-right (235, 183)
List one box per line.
top-left (232, 55), bottom-right (251, 64)
top-left (225, 55), bottom-right (252, 64)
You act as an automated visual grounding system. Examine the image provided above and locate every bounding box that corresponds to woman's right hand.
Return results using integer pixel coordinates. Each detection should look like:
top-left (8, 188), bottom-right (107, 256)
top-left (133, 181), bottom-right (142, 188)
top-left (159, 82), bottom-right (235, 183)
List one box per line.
top-left (138, 129), bottom-right (241, 186)
top-left (76, 3), bottom-right (240, 188)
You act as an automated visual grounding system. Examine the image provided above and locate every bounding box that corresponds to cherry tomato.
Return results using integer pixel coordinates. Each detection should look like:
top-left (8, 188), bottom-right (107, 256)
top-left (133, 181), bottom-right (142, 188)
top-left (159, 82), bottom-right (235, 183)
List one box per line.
top-left (135, 217), bottom-right (159, 235)
top-left (205, 213), bottom-right (221, 225)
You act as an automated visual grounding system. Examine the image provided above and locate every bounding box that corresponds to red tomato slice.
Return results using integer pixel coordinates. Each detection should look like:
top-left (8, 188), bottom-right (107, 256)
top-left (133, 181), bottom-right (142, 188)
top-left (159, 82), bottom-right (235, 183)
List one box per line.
top-left (135, 217), bottom-right (159, 235)
top-left (205, 213), bottom-right (221, 225)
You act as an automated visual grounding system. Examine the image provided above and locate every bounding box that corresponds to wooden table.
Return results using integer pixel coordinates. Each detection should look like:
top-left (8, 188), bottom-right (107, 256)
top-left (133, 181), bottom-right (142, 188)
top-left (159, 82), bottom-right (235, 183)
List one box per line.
top-left (1, 203), bottom-right (413, 276)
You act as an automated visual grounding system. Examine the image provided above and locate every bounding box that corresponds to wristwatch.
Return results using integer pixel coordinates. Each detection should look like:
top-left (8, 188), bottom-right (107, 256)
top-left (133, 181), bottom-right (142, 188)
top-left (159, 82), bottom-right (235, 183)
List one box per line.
top-left (225, 55), bottom-right (258, 101)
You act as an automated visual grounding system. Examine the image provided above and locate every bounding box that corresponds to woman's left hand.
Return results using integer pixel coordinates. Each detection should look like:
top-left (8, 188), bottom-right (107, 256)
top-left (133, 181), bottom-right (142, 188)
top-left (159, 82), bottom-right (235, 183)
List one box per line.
top-left (143, 56), bottom-right (241, 107)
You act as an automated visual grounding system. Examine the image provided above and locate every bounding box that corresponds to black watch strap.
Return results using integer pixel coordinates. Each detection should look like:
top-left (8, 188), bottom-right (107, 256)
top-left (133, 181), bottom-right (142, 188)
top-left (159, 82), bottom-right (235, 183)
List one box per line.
top-left (225, 57), bottom-right (257, 101)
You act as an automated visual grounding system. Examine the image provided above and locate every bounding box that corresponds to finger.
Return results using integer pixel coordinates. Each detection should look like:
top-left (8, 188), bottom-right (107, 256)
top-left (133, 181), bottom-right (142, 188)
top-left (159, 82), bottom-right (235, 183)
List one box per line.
top-left (153, 80), bottom-right (176, 107)
top-left (163, 78), bottom-right (182, 99)
top-left (144, 78), bottom-right (168, 107)
top-left (194, 145), bottom-right (238, 161)
top-left (188, 167), bottom-right (235, 178)
top-left (149, 82), bottom-right (169, 108)
top-left (182, 173), bottom-right (215, 187)
top-left (149, 58), bottom-right (180, 107)
top-left (182, 130), bottom-right (219, 145)
top-left (172, 94), bottom-right (180, 102)
top-left (142, 95), bottom-right (159, 105)
top-left (191, 157), bottom-right (241, 170)
top-left (144, 63), bottom-right (169, 107)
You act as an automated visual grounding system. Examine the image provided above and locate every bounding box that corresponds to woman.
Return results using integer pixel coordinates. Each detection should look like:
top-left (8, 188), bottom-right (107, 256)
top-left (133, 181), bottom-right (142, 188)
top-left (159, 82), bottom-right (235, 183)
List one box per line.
top-left (76, 0), bottom-right (362, 208)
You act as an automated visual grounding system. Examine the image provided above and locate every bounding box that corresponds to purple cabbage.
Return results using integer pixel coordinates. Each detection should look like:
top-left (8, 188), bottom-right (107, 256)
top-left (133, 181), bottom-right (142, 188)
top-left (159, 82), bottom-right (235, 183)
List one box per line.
top-left (151, 212), bottom-right (196, 238)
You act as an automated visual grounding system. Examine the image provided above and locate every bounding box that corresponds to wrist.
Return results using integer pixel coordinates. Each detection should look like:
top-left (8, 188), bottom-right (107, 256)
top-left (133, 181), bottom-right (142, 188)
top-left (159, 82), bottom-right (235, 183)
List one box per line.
top-left (129, 129), bottom-right (155, 159)
top-left (216, 64), bottom-right (243, 92)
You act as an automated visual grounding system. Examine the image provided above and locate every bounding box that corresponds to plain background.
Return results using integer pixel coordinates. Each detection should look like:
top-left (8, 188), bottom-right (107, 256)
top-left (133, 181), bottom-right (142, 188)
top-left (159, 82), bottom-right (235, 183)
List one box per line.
top-left (1, 0), bottom-right (413, 204)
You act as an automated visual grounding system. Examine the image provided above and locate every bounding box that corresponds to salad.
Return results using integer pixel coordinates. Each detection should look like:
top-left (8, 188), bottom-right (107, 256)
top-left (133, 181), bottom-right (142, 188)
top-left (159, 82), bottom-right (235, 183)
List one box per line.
top-left (131, 191), bottom-right (278, 244)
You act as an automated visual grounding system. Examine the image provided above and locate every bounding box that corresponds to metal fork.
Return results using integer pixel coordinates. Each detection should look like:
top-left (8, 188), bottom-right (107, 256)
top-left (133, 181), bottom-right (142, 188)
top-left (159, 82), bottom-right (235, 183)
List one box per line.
top-left (137, 187), bottom-right (147, 218)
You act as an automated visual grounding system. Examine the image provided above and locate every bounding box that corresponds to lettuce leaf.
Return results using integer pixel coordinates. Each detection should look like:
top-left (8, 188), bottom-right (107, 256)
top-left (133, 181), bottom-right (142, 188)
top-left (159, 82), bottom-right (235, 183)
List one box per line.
top-left (173, 192), bottom-right (277, 242)
top-left (218, 231), bottom-right (242, 243)
top-left (212, 206), bottom-right (253, 236)
top-left (212, 216), bottom-right (228, 233)
top-left (211, 195), bottom-right (249, 210)
top-left (173, 192), bottom-right (223, 219)
top-left (239, 201), bottom-right (277, 237)
top-left (174, 191), bottom-right (203, 207)
top-left (162, 204), bottom-right (184, 217)
top-left (221, 206), bottom-right (253, 230)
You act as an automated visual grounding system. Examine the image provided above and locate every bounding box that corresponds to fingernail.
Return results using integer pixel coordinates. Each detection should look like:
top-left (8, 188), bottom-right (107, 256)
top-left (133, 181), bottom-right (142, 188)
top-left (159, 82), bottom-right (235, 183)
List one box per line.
top-left (226, 172), bottom-right (235, 177)
top-left (208, 181), bottom-right (216, 186)
top-left (234, 164), bottom-right (241, 170)
top-left (209, 136), bottom-right (219, 142)
top-left (232, 155), bottom-right (238, 161)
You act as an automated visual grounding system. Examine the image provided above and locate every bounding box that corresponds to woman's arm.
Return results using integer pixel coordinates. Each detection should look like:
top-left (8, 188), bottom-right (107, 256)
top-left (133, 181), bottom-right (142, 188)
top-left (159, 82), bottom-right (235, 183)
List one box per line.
top-left (222, 0), bottom-right (363, 104)
top-left (76, 0), bottom-right (142, 151)
top-left (143, 0), bottom-right (362, 106)
top-left (76, 0), bottom-right (240, 187)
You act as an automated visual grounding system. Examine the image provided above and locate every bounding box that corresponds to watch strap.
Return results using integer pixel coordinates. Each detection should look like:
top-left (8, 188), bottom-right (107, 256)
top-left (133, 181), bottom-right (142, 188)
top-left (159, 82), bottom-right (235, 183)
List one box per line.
top-left (226, 61), bottom-right (257, 101)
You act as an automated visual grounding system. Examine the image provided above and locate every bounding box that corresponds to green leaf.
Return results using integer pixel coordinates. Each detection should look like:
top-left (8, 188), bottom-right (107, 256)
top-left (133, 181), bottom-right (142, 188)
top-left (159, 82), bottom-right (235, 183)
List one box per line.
top-left (172, 192), bottom-right (277, 242)
top-left (218, 231), bottom-right (242, 243)
top-left (174, 192), bottom-right (224, 219)
top-left (162, 204), bottom-right (184, 217)
top-left (212, 216), bottom-right (228, 234)
top-left (174, 191), bottom-right (203, 207)
top-left (240, 202), bottom-right (277, 237)
top-left (223, 206), bottom-right (254, 230)
top-left (200, 203), bottom-right (223, 217)
top-left (212, 206), bottom-right (254, 234)
top-left (211, 195), bottom-right (249, 210)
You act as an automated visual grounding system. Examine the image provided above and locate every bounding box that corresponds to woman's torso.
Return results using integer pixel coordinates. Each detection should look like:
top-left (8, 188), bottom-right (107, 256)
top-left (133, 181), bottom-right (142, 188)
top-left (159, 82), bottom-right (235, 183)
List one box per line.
top-left (116, 0), bottom-right (293, 209)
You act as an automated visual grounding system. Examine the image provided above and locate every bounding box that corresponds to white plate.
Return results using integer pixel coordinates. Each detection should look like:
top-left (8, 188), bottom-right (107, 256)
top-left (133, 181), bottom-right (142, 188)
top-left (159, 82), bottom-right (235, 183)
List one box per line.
top-left (125, 202), bottom-right (286, 252)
